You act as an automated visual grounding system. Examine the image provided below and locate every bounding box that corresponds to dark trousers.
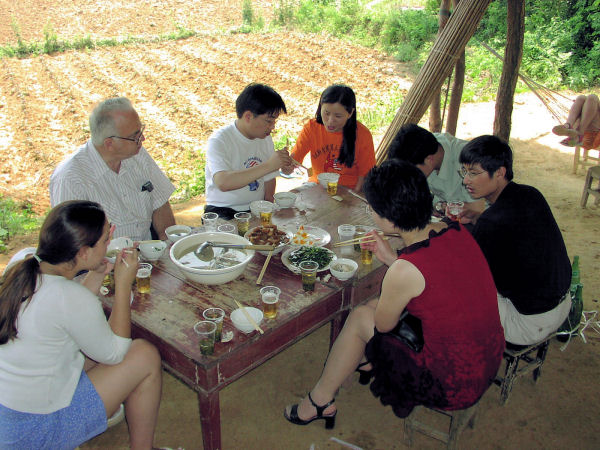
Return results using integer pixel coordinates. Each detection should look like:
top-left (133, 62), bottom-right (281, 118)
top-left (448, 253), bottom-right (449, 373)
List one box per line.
top-left (204, 205), bottom-right (250, 221)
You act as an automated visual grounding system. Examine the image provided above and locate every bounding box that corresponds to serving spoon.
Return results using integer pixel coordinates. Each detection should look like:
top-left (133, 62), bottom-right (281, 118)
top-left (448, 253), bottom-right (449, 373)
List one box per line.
top-left (194, 241), bottom-right (275, 261)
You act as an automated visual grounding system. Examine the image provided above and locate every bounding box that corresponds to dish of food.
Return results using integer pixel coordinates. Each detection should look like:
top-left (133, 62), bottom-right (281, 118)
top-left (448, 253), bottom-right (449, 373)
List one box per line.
top-left (288, 225), bottom-right (331, 247)
top-left (281, 246), bottom-right (337, 274)
top-left (246, 224), bottom-right (290, 246)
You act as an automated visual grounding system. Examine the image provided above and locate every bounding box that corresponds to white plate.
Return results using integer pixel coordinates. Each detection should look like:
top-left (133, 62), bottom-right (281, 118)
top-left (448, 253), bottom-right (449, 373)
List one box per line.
top-left (285, 225), bottom-right (331, 247)
top-left (281, 246), bottom-right (337, 274)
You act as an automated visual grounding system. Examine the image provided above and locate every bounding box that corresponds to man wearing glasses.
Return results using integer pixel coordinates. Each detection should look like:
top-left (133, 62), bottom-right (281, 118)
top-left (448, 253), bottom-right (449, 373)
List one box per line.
top-left (204, 83), bottom-right (295, 220)
top-left (459, 135), bottom-right (571, 345)
top-left (50, 97), bottom-right (176, 241)
top-left (386, 124), bottom-right (485, 217)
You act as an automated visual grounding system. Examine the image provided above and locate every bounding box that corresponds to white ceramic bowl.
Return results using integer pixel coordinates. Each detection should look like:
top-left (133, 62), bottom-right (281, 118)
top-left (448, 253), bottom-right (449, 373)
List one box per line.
top-left (138, 241), bottom-right (167, 261)
top-left (329, 258), bottom-right (359, 281)
top-left (165, 225), bottom-right (192, 242)
top-left (230, 307), bottom-right (264, 333)
top-left (273, 192), bottom-right (297, 208)
top-left (317, 172), bottom-right (341, 188)
top-left (244, 226), bottom-right (293, 256)
top-left (249, 200), bottom-right (275, 217)
top-left (106, 237), bottom-right (134, 263)
top-left (169, 232), bottom-right (255, 285)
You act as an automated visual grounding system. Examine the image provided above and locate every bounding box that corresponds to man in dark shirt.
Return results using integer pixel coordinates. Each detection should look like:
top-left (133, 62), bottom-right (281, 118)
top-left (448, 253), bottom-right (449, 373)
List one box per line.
top-left (458, 135), bottom-right (571, 345)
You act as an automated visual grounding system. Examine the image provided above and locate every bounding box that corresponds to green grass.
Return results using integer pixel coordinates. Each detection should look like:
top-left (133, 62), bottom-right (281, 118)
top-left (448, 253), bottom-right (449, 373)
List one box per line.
top-left (0, 196), bottom-right (40, 253)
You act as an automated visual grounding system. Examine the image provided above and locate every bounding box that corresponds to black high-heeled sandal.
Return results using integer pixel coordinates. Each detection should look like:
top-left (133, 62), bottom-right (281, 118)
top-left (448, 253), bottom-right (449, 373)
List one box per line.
top-left (356, 361), bottom-right (373, 385)
top-left (284, 392), bottom-right (336, 429)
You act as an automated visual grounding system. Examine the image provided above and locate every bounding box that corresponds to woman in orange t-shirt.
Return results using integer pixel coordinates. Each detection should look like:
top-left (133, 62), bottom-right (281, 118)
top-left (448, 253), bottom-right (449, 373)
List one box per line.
top-left (291, 85), bottom-right (375, 192)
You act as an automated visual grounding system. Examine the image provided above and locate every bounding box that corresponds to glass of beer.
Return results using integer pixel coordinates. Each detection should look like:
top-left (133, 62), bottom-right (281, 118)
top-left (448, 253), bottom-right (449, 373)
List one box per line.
top-left (299, 260), bottom-right (319, 292)
top-left (259, 203), bottom-right (273, 226)
top-left (193, 320), bottom-right (217, 356)
top-left (260, 286), bottom-right (281, 319)
top-left (361, 248), bottom-right (373, 265)
top-left (446, 201), bottom-right (464, 221)
top-left (327, 181), bottom-right (338, 196)
top-left (234, 212), bottom-right (251, 236)
top-left (136, 263), bottom-right (152, 294)
top-left (202, 307), bottom-right (225, 342)
top-left (202, 212), bottom-right (219, 231)
top-left (217, 223), bottom-right (236, 234)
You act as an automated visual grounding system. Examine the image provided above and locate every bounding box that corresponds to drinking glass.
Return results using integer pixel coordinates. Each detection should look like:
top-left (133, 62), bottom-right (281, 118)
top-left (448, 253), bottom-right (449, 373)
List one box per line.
top-left (194, 321), bottom-right (217, 356)
top-left (337, 224), bottom-right (356, 256)
top-left (136, 263), bottom-right (152, 294)
top-left (299, 260), bottom-right (319, 292)
top-left (203, 307), bottom-right (225, 341)
top-left (446, 201), bottom-right (464, 221)
top-left (202, 212), bottom-right (219, 231)
top-left (260, 286), bottom-right (281, 319)
top-left (234, 212), bottom-right (251, 236)
top-left (327, 181), bottom-right (338, 196)
top-left (259, 203), bottom-right (273, 226)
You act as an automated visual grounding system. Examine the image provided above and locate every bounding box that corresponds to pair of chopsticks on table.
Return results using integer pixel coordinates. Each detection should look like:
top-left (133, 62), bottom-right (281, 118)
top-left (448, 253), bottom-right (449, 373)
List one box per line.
top-left (333, 232), bottom-right (395, 247)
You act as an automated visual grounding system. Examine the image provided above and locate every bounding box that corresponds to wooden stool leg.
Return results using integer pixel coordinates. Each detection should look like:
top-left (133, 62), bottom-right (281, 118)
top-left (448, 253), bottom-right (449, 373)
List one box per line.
top-left (500, 355), bottom-right (519, 405)
top-left (573, 146), bottom-right (581, 174)
top-left (404, 407), bottom-right (417, 447)
top-left (533, 341), bottom-right (550, 382)
top-left (581, 167), bottom-right (593, 208)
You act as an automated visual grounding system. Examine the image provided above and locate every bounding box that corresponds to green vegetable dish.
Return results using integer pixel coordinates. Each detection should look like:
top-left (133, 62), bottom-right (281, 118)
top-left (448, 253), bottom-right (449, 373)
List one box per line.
top-left (288, 246), bottom-right (333, 270)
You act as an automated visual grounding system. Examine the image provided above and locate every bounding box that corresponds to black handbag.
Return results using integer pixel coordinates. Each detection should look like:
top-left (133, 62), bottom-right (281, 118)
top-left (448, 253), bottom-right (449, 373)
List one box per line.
top-left (384, 310), bottom-right (424, 353)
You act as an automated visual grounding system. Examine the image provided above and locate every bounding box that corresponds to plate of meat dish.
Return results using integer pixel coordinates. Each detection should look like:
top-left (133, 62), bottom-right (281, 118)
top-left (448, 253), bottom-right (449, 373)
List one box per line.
top-left (244, 224), bottom-right (292, 256)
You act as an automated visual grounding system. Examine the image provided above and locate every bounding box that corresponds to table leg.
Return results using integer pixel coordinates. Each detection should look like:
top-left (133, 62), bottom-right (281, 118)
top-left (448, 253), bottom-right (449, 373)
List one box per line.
top-left (330, 311), bottom-right (349, 349)
top-left (197, 389), bottom-right (221, 450)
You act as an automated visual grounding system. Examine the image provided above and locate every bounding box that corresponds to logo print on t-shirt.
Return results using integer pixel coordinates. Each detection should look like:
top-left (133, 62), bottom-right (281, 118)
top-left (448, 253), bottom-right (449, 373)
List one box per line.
top-left (246, 157), bottom-right (262, 191)
top-left (324, 153), bottom-right (342, 172)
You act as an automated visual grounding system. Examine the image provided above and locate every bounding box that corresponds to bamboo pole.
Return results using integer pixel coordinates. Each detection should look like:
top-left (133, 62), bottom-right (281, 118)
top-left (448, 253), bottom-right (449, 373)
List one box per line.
top-left (375, 0), bottom-right (492, 165)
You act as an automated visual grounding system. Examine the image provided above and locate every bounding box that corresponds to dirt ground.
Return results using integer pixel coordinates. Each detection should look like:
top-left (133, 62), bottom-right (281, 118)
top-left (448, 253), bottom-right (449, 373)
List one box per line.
top-left (1, 1), bottom-right (599, 449)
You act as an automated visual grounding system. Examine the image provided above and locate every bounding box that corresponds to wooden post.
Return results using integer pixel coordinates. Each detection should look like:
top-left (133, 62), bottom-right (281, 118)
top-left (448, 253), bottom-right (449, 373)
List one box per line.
top-left (445, 0), bottom-right (465, 136)
top-left (493, 0), bottom-right (525, 141)
top-left (376, 0), bottom-right (492, 164)
top-left (429, 0), bottom-right (452, 133)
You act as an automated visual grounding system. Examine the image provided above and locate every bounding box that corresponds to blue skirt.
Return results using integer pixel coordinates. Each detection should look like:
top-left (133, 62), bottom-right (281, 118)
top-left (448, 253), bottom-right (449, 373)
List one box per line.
top-left (0, 371), bottom-right (107, 449)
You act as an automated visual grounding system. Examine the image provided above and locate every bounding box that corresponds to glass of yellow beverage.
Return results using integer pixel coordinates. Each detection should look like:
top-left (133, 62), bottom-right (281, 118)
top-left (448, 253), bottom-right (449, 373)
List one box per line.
top-left (327, 181), bottom-right (338, 195)
top-left (299, 260), bottom-right (319, 292)
top-left (136, 263), bottom-right (153, 294)
top-left (260, 286), bottom-right (281, 319)
top-left (361, 248), bottom-right (373, 265)
top-left (234, 212), bottom-right (251, 236)
top-left (259, 204), bottom-right (273, 226)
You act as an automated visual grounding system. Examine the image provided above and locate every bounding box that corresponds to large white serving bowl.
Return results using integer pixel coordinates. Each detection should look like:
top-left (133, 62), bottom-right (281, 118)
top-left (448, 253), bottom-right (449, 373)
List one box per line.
top-left (317, 172), bottom-right (340, 188)
top-left (169, 232), bottom-right (255, 285)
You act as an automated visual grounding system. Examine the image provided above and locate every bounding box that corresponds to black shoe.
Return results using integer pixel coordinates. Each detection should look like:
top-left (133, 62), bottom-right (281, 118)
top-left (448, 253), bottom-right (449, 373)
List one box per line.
top-left (284, 392), bottom-right (336, 429)
top-left (356, 361), bottom-right (373, 385)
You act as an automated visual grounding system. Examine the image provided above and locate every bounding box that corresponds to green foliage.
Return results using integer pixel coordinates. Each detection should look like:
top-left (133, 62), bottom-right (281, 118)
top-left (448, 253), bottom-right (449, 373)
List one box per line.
top-left (0, 196), bottom-right (40, 253)
top-left (168, 146), bottom-right (206, 202)
top-left (359, 88), bottom-right (405, 130)
top-left (236, 0), bottom-right (265, 33)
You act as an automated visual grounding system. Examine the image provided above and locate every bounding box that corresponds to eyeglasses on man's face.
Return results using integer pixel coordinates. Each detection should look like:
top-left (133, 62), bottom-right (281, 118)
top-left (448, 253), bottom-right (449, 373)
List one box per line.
top-left (108, 124), bottom-right (145, 145)
top-left (458, 166), bottom-right (486, 180)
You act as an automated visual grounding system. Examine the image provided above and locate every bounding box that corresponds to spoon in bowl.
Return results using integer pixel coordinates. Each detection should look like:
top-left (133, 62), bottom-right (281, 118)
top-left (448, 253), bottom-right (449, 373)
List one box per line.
top-left (194, 242), bottom-right (275, 262)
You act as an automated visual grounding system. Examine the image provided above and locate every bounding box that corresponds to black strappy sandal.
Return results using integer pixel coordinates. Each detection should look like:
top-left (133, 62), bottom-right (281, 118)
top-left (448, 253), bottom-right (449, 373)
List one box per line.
top-left (284, 392), bottom-right (336, 429)
top-left (356, 361), bottom-right (373, 385)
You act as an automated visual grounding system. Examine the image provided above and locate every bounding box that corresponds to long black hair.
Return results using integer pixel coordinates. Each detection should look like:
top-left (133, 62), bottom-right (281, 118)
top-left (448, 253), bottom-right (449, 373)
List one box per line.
top-left (0, 201), bottom-right (106, 344)
top-left (315, 84), bottom-right (357, 167)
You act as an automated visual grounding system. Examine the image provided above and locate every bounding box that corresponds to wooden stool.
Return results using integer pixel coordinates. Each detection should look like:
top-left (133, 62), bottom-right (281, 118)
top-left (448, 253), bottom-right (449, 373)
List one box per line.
top-left (404, 403), bottom-right (479, 450)
top-left (493, 334), bottom-right (555, 405)
top-left (581, 165), bottom-right (600, 208)
top-left (573, 145), bottom-right (600, 174)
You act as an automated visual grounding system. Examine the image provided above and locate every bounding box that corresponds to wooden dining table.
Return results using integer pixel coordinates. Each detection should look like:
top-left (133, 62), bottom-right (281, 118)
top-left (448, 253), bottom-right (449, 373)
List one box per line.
top-left (99, 183), bottom-right (400, 450)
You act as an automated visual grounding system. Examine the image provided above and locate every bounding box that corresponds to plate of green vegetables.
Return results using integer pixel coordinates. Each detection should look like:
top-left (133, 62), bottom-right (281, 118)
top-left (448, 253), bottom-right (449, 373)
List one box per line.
top-left (281, 245), bottom-right (337, 274)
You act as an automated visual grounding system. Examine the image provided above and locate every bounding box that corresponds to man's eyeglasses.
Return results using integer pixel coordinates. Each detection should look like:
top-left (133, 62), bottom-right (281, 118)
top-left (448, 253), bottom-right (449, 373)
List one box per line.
top-left (109, 125), bottom-right (145, 145)
top-left (458, 166), bottom-right (485, 180)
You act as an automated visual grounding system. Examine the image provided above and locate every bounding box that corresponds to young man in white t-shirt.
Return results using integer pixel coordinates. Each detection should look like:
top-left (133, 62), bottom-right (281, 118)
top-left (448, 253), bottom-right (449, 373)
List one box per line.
top-left (204, 83), bottom-right (295, 219)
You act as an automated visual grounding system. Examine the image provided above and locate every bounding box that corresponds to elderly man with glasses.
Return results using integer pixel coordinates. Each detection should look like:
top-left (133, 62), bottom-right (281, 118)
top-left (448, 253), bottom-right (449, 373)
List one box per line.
top-left (50, 97), bottom-right (176, 241)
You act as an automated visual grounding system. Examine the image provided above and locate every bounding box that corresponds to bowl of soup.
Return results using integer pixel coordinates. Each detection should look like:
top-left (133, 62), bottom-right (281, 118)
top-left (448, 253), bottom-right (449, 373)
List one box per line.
top-left (169, 232), bottom-right (255, 285)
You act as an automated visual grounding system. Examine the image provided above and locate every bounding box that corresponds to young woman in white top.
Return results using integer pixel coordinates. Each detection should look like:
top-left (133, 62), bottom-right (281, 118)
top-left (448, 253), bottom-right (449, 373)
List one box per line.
top-left (0, 200), bottom-right (162, 449)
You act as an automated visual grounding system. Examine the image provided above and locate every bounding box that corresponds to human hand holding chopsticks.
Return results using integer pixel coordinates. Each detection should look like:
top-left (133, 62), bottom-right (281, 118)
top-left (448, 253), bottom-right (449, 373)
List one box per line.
top-left (360, 231), bottom-right (397, 266)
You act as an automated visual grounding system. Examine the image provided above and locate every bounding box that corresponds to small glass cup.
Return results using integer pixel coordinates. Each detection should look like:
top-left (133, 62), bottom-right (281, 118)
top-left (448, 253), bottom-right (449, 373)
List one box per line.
top-left (234, 212), bottom-right (251, 236)
top-left (136, 263), bottom-right (152, 294)
top-left (217, 223), bottom-right (236, 234)
top-left (259, 203), bottom-right (273, 226)
top-left (299, 260), bottom-right (319, 292)
top-left (202, 212), bottom-right (219, 231)
top-left (361, 248), bottom-right (373, 265)
top-left (327, 181), bottom-right (338, 196)
top-left (354, 226), bottom-right (368, 252)
top-left (260, 286), bottom-right (281, 319)
top-left (203, 307), bottom-right (225, 342)
top-left (337, 224), bottom-right (356, 256)
top-left (446, 201), bottom-right (464, 221)
top-left (194, 321), bottom-right (217, 356)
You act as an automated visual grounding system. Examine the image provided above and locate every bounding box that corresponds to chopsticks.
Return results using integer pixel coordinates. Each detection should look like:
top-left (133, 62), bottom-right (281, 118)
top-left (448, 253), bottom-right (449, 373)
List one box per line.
top-left (256, 250), bottom-right (274, 285)
top-left (291, 158), bottom-right (314, 177)
top-left (234, 300), bottom-right (264, 334)
top-left (333, 233), bottom-right (391, 247)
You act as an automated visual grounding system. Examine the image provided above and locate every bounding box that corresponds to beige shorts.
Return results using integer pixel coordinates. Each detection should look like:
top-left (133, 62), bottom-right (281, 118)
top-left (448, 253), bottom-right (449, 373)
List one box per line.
top-left (497, 292), bottom-right (571, 345)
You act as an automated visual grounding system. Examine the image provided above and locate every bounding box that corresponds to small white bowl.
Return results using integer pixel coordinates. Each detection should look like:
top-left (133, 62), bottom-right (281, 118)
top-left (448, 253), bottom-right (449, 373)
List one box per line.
top-left (106, 237), bottom-right (134, 263)
top-left (317, 172), bottom-right (341, 188)
top-left (230, 307), bottom-right (264, 333)
top-left (138, 241), bottom-right (167, 261)
top-left (329, 258), bottom-right (359, 281)
top-left (249, 200), bottom-right (275, 217)
top-left (273, 192), bottom-right (297, 208)
top-left (165, 225), bottom-right (192, 242)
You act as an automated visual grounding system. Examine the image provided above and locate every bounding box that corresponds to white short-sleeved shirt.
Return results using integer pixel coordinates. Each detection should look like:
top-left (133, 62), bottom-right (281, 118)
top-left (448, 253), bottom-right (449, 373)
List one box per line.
top-left (0, 274), bottom-right (131, 413)
top-left (205, 122), bottom-right (278, 210)
top-left (428, 133), bottom-right (474, 204)
top-left (49, 141), bottom-right (175, 241)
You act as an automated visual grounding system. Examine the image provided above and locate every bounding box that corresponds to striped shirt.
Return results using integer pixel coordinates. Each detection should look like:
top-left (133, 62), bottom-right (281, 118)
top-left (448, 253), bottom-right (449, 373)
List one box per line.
top-left (49, 140), bottom-right (175, 241)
